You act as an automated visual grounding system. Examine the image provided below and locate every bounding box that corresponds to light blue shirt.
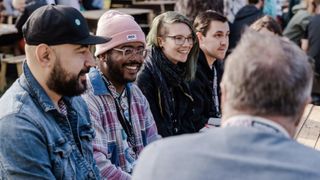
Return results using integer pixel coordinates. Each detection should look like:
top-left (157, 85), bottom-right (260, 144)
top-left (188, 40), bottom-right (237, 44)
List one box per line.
top-left (133, 115), bottom-right (320, 180)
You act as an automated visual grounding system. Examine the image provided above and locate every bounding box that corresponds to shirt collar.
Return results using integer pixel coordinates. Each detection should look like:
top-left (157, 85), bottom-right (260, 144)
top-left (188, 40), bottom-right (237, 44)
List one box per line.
top-left (87, 67), bottom-right (132, 96)
top-left (222, 115), bottom-right (291, 138)
top-left (21, 62), bottom-right (56, 112)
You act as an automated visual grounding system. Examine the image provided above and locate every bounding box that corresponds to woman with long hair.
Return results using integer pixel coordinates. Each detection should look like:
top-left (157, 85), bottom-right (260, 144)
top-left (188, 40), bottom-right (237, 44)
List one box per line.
top-left (136, 11), bottom-right (199, 137)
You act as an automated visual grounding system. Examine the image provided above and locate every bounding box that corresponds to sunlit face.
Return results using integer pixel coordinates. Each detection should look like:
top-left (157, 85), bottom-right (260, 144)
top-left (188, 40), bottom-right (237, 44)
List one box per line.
top-left (103, 42), bottom-right (145, 85)
top-left (158, 23), bottom-right (194, 64)
top-left (46, 44), bottom-right (94, 96)
top-left (198, 20), bottom-right (229, 61)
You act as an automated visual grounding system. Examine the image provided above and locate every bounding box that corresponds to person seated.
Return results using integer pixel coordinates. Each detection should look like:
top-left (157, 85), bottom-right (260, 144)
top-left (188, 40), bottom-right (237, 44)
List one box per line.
top-left (136, 11), bottom-right (199, 137)
top-left (283, 0), bottom-right (317, 46)
top-left (132, 29), bottom-right (320, 180)
top-left (81, 10), bottom-right (160, 180)
top-left (13, 0), bottom-right (47, 53)
top-left (0, 5), bottom-right (108, 179)
top-left (190, 10), bottom-right (230, 130)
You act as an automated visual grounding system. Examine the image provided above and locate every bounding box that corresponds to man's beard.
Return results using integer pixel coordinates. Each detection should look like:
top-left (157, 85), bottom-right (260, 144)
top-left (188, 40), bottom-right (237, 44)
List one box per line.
top-left (46, 59), bottom-right (88, 97)
top-left (106, 55), bottom-right (141, 84)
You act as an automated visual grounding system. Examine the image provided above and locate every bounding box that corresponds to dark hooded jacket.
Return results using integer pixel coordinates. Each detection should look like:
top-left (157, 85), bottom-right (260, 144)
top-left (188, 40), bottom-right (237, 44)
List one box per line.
top-left (15, 0), bottom-right (47, 35)
top-left (189, 50), bottom-right (224, 131)
top-left (229, 4), bottom-right (263, 49)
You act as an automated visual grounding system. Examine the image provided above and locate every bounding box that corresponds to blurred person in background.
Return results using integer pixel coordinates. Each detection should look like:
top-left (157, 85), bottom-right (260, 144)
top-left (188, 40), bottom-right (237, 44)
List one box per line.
top-left (3, 0), bottom-right (20, 17)
top-left (283, 0), bottom-right (317, 46)
top-left (229, 0), bottom-right (264, 50)
top-left (306, 0), bottom-right (320, 104)
top-left (250, 15), bottom-right (283, 35)
top-left (223, 0), bottom-right (247, 23)
top-left (175, 0), bottom-right (224, 22)
top-left (12, 0), bottom-right (47, 53)
top-left (82, 0), bottom-right (103, 10)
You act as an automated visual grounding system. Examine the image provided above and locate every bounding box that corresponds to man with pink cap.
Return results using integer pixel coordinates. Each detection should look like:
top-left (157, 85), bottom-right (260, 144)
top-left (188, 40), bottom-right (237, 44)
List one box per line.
top-left (82, 10), bottom-right (160, 179)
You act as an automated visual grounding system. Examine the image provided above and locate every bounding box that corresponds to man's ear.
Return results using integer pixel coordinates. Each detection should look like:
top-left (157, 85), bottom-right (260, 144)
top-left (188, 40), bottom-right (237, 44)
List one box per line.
top-left (35, 44), bottom-right (54, 68)
top-left (196, 32), bottom-right (203, 44)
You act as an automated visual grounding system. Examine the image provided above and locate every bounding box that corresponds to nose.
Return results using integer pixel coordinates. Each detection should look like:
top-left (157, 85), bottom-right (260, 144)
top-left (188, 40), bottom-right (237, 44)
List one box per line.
top-left (130, 54), bottom-right (144, 64)
top-left (182, 39), bottom-right (193, 47)
top-left (85, 50), bottom-right (96, 67)
top-left (220, 37), bottom-right (228, 46)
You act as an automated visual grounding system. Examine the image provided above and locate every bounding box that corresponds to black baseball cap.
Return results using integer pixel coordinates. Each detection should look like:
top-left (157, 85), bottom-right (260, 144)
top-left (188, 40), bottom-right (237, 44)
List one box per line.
top-left (22, 4), bottom-right (110, 45)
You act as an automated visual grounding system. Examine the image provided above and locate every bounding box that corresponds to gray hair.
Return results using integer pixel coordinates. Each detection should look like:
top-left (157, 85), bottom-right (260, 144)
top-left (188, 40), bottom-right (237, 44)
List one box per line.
top-left (222, 29), bottom-right (313, 118)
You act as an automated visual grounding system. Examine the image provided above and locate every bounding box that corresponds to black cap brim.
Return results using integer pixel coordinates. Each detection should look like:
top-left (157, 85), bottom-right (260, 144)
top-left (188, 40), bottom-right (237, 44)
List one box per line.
top-left (75, 35), bottom-right (111, 45)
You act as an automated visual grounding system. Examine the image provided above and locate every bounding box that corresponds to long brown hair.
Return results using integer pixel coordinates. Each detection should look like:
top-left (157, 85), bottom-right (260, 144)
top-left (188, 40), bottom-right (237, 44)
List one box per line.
top-left (147, 11), bottom-right (199, 81)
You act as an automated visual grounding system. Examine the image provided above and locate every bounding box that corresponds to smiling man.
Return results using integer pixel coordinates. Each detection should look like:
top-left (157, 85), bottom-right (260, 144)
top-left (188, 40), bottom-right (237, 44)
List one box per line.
top-left (190, 10), bottom-right (230, 130)
top-left (0, 5), bottom-right (109, 179)
top-left (81, 10), bottom-right (160, 180)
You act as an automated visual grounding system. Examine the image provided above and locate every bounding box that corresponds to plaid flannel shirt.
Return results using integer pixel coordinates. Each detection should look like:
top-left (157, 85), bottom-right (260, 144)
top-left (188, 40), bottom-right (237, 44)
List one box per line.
top-left (82, 68), bottom-right (160, 180)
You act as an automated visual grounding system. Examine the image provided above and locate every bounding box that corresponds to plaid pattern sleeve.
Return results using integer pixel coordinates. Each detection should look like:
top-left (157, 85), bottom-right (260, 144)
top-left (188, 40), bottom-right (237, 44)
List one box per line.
top-left (82, 70), bottom-right (160, 180)
top-left (130, 85), bottom-right (161, 145)
top-left (82, 89), bottom-right (131, 180)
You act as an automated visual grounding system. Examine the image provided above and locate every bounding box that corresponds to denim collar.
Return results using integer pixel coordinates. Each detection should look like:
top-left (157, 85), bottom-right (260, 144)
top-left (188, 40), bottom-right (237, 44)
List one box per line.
top-left (88, 67), bottom-right (132, 96)
top-left (20, 62), bottom-right (72, 112)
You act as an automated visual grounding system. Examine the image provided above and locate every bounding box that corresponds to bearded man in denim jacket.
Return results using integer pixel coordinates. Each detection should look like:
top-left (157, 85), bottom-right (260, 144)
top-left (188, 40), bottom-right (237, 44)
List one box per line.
top-left (0, 5), bottom-right (109, 179)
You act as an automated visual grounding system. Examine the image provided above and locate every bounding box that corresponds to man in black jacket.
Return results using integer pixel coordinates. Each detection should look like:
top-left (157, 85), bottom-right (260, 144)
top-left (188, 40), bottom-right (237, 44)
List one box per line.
top-left (12, 0), bottom-right (47, 53)
top-left (191, 10), bottom-right (229, 131)
top-left (15, 0), bottom-right (47, 35)
top-left (229, 0), bottom-right (264, 50)
top-left (307, 0), bottom-right (320, 103)
top-left (308, 0), bottom-right (320, 74)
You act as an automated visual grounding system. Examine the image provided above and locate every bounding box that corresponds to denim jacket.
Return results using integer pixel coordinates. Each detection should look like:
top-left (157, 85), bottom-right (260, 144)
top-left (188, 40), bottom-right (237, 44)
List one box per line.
top-left (0, 62), bottom-right (100, 180)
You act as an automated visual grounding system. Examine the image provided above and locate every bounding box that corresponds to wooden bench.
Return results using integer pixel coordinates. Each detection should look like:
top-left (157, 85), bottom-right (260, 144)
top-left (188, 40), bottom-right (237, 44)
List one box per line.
top-left (131, 0), bottom-right (176, 14)
top-left (0, 24), bottom-right (18, 36)
top-left (82, 8), bottom-right (154, 34)
top-left (295, 104), bottom-right (320, 150)
top-left (110, 0), bottom-right (176, 13)
top-left (0, 55), bottom-right (25, 91)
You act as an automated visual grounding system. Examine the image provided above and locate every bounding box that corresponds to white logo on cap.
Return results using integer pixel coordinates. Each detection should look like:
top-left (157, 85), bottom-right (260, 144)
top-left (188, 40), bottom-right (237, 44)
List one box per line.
top-left (127, 34), bottom-right (137, 41)
top-left (75, 19), bottom-right (81, 26)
